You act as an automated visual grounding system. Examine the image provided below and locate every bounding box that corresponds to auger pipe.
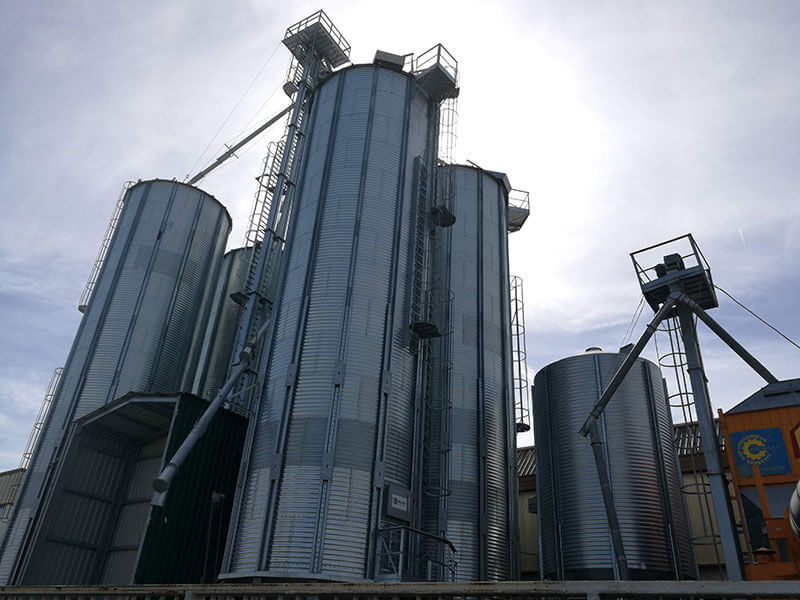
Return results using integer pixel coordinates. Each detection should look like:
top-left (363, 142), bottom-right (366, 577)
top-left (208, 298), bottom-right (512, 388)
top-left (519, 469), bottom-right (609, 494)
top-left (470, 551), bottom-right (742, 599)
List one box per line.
top-left (151, 318), bottom-right (272, 506)
top-left (675, 293), bottom-right (779, 385)
top-left (587, 419), bottom-right (630, 580)
top-left (579, 293), bottom-right (679, 437)
top-left (187, 105), bottom-right (292, 186)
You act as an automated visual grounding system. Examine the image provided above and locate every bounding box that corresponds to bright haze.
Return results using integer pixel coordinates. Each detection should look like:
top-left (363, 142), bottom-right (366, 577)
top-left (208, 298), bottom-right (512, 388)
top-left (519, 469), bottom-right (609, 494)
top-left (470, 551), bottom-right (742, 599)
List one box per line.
top-left (1, 1), bottom-right (798, 467)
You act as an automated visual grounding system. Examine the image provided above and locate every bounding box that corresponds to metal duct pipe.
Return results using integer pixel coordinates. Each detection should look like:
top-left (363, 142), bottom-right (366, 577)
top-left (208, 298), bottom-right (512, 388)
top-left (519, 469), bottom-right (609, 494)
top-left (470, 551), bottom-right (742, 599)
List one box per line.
top-left (151, 318), bottom-right (271, 506)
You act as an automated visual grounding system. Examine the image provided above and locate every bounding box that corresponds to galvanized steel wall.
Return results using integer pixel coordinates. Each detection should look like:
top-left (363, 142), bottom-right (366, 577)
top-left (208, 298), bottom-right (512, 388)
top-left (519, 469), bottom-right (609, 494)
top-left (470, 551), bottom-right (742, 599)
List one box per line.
top-left (189, 247), bottom-right (253, 401)
top-left (533, 351), bottom-right (696, 580)
top-left (432, 166), bottom-right (519, 581)
top-left (222, 64), bottom-right (437, 582)
top-left (0, 180), bottom-right (230, 584)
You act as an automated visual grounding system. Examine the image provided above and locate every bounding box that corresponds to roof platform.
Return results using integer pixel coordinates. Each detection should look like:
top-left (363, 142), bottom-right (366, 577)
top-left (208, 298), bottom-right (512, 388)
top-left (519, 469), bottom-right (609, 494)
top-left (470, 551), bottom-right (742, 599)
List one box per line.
top-left (413, 44), bottom-right (459, 101)
top-left (507, 189), bottom-right (530, 232)
top-left (631, 234), bottom-right (718, 312)
top-left (283, 10), bottom-right (351, 70)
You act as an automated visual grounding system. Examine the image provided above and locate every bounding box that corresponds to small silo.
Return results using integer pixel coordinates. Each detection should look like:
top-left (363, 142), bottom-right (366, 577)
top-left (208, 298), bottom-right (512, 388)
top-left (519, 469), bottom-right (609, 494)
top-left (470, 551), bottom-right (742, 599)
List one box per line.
top-left (220, 57), bottom-right (452, 582)
top-left (188, 246), bottom-right (253, 401)
top-left (533, 348), bottom-right (696, 581)
top-left (423, 164), bottom-right (519, 581)
top-left (0, 179), bottom-right (230, 584)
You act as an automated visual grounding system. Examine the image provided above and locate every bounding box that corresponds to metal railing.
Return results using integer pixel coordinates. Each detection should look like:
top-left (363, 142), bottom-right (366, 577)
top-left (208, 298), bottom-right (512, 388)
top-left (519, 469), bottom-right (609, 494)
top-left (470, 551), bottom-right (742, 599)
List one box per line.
top-left (2, 580), bottom-right (800, 600)
top-left (77, 181), bottom-right (133, 312)
top-left (630, 233), bottom-right (712, 287)
top-left (18, 367), bottom-right (62, 470)
top-left (414, 44), bottom-right (458, 83)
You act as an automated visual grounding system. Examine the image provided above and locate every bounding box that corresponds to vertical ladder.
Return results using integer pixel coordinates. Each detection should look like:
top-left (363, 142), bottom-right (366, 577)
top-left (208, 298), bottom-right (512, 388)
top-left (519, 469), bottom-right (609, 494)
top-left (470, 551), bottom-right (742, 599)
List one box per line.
top-left (510, 276), bottom-right (531, 432)
top-left (226, 66), bottom-right (309, 415)
top-left (19, 367), bottom-right (62, 470)
top-left (78, 182), bottom-right (133, 313)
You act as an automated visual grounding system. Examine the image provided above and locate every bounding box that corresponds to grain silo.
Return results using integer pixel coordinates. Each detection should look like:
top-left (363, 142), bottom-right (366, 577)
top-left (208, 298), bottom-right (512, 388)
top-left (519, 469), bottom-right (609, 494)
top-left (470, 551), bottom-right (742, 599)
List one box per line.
top-left (220, 51), bottom-right (458, 582)
top-left (188, 246), bottom-right (254, 401)
top-left (0, 179), bottom-right (231, 584)
top-left (533, 349), bottom-right (696, 581)
top-left (421, 164), bottom-right (520, 581)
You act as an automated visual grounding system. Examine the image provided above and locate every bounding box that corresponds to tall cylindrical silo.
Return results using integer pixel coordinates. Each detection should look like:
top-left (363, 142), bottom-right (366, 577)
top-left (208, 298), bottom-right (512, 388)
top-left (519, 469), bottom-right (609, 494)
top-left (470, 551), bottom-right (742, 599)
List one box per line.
top-left (221, 62), bottom-right (441, 582)
top-left (188, 246), bottom-right (253, 401)
top-left (533, 349), bottom-right (696, 581)
top-left (423, 164), bottom-right (519, 581)
top-left (0, 180), bottom-right (230, 584)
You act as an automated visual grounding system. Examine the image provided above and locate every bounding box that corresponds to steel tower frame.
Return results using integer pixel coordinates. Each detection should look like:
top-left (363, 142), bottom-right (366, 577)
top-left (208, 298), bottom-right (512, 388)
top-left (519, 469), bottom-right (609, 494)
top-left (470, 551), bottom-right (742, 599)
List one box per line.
top-left (579, 234), bottom-right (779, 581)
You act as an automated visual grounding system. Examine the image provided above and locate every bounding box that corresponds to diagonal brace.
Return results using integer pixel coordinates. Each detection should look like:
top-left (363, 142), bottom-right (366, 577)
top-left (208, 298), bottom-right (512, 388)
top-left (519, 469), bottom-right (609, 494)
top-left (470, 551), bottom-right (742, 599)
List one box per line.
top-left (674, 293), bottom-right (778, 385)
top-left (579, 293), bottom-right (679, 437)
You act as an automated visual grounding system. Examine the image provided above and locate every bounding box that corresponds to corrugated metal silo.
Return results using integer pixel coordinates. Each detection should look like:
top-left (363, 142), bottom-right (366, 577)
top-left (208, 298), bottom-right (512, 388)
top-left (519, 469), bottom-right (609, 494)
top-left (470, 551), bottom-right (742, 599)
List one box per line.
top-left (0, 180), bottom-right (231, 584)
top-left (188, 246), bottom-right (254, 401)
top-left (221, 62), bottom-right (441, 582)
top-left (532, 349), bottom-right (696, 580)
top-left (420, 165), bottom-right (519, 581)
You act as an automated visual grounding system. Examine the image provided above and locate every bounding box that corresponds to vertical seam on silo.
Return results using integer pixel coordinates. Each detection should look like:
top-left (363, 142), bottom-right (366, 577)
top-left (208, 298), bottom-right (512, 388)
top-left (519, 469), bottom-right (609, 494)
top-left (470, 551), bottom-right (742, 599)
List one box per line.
top-left (310, 65), bottom-right (380, 574)
top-left (259, 69), bottom-right (347, 572)
top-left (593, 352), bottom-right (617, 577)
top-left (180, 202), bottom-right (229, 394)
top-left (190, 248), bottom-right (232, 396)
top-left (107, 182), bottom-right (180, 403)
top-left (224, 69), bottom-right (322, 576)
top-left (545, 365), bottom-right (563, 580)
top-left (146, 185), bottom-right (206, 391)
top-left (366, 69), bottom-right (414, 578)
top-left (476, 168), bottom-right (487, 580)
top-left (61, 184), bottom-right (149, 429)
top-left (498, 181), bottom-right (517, 578)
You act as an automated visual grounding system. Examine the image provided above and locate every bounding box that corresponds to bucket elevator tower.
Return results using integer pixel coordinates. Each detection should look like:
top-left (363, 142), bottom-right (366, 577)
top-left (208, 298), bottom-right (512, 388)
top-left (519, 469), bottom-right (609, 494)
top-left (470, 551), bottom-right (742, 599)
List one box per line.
top-left (579, 234), bottom-right (782, 581)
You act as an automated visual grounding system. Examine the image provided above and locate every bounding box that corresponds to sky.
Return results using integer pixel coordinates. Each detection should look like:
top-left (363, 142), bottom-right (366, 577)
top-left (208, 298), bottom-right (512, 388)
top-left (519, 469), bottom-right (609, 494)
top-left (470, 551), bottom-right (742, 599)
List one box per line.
top-left (1, 1), bottom-right (799, 468)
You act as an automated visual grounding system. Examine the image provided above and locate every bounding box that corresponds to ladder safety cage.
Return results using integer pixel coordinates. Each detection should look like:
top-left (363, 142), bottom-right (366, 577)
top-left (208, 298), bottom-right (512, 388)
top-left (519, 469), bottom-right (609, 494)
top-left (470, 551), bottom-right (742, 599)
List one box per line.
top-left (151, 11), bottom-right (352, 504)
top-left (510, 276), bottom-right (530, 432)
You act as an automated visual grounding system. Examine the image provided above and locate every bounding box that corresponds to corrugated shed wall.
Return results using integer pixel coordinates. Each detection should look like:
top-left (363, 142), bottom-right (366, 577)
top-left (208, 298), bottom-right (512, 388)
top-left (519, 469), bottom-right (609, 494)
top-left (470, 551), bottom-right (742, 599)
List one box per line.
top-left (533, 352), bottom-right (696, 581)
top-left (12, 393), bottom-right (246, 586)
top-left (222, 64), bottom-right (435, 582)
top-left (435, 166), bottom-right (518, 581)
top-left (0, 181), bottom-right (230, 584)
top-left (21, 427), bottom-right (134, 584)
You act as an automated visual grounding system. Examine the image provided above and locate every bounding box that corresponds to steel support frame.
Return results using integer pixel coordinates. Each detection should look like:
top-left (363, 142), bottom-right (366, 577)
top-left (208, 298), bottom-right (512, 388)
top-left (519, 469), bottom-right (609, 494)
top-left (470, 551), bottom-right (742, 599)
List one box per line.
top-left (579, 291), bottom-right (778, 581)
